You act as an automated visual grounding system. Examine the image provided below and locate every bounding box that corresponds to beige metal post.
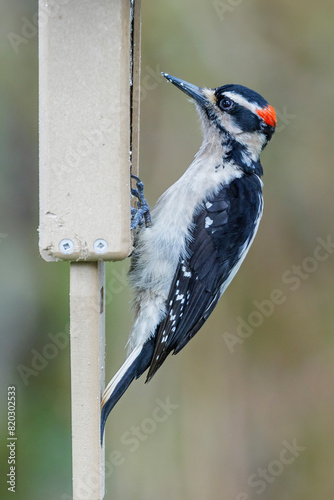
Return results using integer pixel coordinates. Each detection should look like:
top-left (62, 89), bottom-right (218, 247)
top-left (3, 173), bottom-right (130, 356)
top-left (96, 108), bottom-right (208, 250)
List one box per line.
top-left (70, 262), bottom-right (105, 499)
top-left (39, 1), bottom-right (141, 498)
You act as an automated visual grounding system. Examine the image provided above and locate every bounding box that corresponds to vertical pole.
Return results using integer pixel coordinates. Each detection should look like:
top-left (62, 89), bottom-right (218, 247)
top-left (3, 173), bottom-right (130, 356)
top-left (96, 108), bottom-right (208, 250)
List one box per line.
top-left (38, 1), bottom-right (142, 497)
top-left (70, 262), bottom-right (105, 500)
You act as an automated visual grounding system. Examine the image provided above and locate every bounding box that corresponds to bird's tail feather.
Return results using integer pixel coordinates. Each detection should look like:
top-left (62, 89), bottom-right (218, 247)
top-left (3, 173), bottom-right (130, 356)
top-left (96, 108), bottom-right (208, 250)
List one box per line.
top-left (100, 337), bottom-right (155, 443)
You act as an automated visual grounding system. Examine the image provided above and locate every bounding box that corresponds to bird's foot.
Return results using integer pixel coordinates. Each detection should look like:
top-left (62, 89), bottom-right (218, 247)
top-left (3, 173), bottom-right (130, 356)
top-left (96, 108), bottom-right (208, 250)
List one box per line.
top-left (131, 174), bottom-right (152, 229)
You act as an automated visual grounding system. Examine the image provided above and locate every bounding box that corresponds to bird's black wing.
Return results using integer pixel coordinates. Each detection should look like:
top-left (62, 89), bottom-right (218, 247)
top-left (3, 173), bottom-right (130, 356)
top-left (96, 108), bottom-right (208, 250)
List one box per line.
top-left (146, 174), bottom-right (262, 381)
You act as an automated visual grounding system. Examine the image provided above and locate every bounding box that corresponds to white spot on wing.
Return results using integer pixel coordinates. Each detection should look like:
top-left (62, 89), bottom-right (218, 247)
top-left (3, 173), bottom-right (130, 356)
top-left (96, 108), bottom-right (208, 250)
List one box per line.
top-left (205, 217), bottom-right (213, 228)
top-left (182, 264), bottom-right (192, 278)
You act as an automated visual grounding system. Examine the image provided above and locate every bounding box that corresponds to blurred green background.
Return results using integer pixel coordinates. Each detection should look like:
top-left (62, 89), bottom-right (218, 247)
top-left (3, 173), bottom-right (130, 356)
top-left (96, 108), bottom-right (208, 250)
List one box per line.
top-left (1, 0), bottom-right (334, 499)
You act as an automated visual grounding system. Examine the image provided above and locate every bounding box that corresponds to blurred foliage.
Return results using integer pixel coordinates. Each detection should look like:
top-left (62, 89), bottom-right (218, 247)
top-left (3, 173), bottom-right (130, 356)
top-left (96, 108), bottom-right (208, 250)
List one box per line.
top-left (1, 0), bottom-right (334, 499)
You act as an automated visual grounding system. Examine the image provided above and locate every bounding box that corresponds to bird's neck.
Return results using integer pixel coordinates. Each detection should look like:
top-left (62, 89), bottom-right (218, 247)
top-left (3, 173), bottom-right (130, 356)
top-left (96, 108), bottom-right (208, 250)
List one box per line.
top-left (199, 129), bottom-right (263, 177)
top-left (222, 134), bottom-right (263, 176)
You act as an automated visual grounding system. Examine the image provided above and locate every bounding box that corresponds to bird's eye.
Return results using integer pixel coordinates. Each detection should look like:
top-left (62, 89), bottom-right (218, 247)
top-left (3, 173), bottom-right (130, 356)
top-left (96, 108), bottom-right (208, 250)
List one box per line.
top-left (219, 97), bottom-right (234, 111)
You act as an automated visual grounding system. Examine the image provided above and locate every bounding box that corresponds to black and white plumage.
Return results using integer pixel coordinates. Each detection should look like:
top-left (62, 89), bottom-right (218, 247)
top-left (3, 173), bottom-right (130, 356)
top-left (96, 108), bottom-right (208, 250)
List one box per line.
top-left (101, 73), bottom-right (276, 441)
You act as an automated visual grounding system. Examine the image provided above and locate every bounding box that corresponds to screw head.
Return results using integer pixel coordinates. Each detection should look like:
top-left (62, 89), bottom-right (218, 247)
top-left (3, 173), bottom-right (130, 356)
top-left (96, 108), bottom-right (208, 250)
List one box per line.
top-left (94, 239), bottom-right (108, 254)
top-left (59, 239), bottom-right (74, 254)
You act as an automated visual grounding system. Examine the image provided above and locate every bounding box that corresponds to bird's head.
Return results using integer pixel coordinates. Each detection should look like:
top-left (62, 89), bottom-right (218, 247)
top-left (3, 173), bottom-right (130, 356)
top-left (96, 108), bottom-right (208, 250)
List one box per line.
top-left (162, 73), bottom-right (276, 169)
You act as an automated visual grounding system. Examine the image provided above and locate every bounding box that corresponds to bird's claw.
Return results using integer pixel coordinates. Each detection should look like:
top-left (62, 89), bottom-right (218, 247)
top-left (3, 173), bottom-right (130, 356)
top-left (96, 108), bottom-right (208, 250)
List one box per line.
top-left (131, 174), bottom-right (152, 229)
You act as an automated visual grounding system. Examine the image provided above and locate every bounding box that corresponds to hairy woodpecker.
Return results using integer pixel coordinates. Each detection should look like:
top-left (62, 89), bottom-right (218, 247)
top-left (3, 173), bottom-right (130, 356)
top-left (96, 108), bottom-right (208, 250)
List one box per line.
top-left (101, 73), bottom-right (276, 441)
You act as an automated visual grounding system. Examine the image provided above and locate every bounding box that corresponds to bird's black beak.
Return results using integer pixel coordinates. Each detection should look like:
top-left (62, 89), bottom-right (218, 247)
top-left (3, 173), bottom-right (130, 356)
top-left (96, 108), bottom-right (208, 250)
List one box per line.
top-left (162, 73), bottom-right (207, 107)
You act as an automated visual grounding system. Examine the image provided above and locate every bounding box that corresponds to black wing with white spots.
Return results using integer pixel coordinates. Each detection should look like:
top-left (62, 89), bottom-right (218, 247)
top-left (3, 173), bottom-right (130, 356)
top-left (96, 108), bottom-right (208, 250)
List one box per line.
top-left (146, 173), bottom-right (263, 381)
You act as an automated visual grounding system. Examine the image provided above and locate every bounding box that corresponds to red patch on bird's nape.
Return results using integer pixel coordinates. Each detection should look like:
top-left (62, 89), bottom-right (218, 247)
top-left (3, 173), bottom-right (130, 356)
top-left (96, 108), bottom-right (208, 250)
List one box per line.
top-left (256, 105), bottom-right (277, 127)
